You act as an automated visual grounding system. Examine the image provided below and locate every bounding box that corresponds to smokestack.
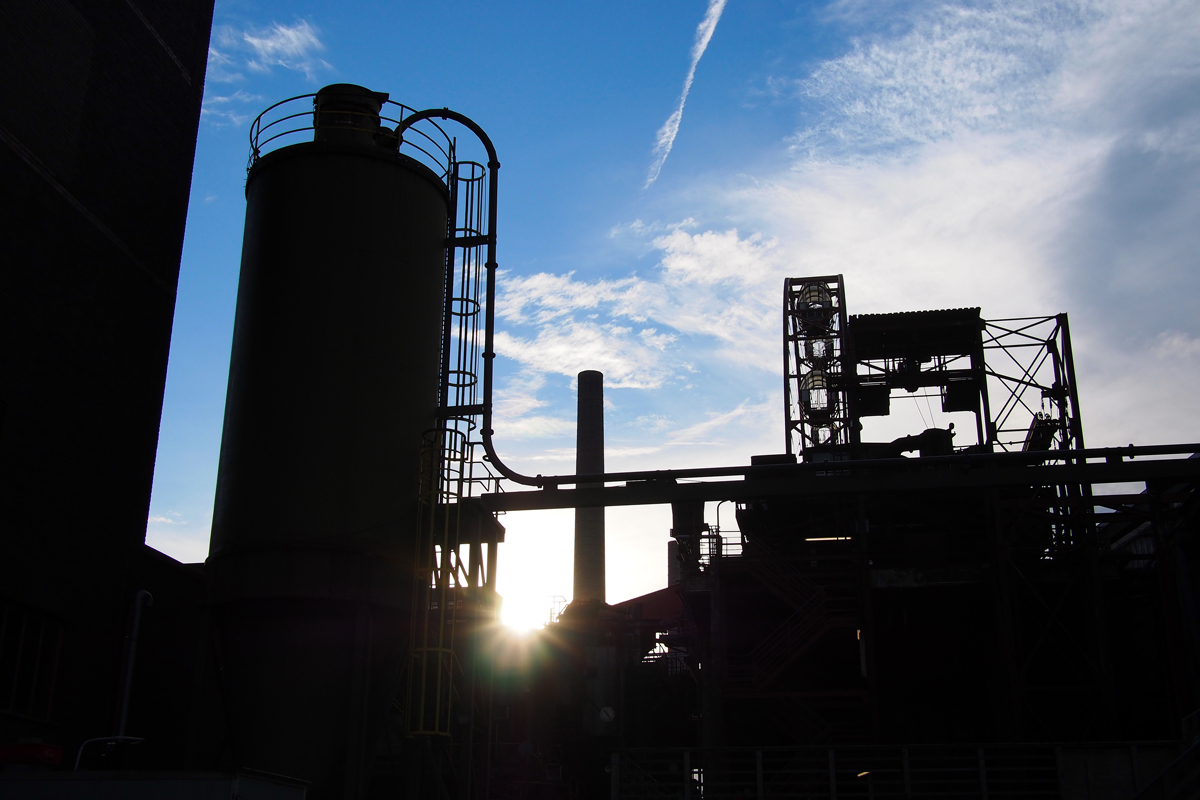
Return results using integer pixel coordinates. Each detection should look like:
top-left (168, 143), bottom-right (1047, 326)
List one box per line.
top-left (573, 370), bottom-right (605, 603)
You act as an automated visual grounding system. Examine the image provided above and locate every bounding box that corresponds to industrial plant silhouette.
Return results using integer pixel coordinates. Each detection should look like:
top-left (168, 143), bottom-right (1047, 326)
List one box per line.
top-left (2, 7), bottom-right (1199, 800)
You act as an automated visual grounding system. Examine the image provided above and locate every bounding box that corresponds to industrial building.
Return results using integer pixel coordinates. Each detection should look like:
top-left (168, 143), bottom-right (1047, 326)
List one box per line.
top-left (2, 7), bottom-right (1199, 798)
top-left (0, 0), bottom-right (218, 780)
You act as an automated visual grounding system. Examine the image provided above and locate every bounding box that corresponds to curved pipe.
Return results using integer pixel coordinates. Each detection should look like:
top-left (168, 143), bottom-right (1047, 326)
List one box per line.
top-left (397, 109), bottom-right (536, 486)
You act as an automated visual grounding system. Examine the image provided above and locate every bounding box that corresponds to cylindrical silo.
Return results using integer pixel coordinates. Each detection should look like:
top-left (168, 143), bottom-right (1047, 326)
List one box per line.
top-left (206, 85), bottom-right (448, 799)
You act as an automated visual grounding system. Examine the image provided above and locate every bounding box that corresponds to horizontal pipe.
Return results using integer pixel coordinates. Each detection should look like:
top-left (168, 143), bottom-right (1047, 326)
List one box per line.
top-left (476, 447), bottom-right (1200, 513)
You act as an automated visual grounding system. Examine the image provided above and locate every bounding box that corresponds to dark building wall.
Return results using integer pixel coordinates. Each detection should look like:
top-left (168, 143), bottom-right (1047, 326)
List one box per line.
top-left (0, 0), bottom-right (214, 765)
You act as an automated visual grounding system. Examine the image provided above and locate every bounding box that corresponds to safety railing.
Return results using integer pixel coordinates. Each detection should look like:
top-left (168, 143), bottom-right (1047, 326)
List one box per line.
top-left (247, 94), bottom-right (455, 181)
top-left (615, 744), bottom-right (1073, 799)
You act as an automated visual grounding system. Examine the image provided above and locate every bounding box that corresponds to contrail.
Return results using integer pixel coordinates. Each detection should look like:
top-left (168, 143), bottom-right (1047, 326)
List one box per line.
top-left (645, 0), bottom-right (727, 189)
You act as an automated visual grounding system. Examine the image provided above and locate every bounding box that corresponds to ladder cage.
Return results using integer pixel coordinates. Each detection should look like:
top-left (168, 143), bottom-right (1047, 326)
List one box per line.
top-left (407, 150), bottom-right (502, 746)
top-left (784, 276), bottom-right (852, 458)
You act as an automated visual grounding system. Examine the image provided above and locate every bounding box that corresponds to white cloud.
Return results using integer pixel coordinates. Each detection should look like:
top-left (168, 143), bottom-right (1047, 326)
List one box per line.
top-left (1154, 331), bottom-right (1200, 360)
top-left (495, 416), bottom-right (577, 441)
top-left (494, 224), bottom-right (784, 386)
top-left (148, 511), bottom-right (186, 525)
top-left (493, 371), bottom-right (549, 418)
top-left (200, 88), bottom-right (264, 127)
top-left (793, 3), bottom-right (1091, 157)
top-left (608, 217), bottom-right (698, 238)
top-left (497, 271), bottom-right (647, 325)
top-left (645, 229), bottom-right (784, 371)
top-left (645, 0), bottom-right (728, 187)
top-left (205, 46), bottom-right (242, 83)
top-left (239, 20), bottom-right (331, 79)
top-left (494, 321), bottom-right (673, 389)
top-left (665, 399), bottom-right (774, 446)
top-left (200, 20), bottom-right (329, 127)
top-left (209, 20), bottom-right (331, 83)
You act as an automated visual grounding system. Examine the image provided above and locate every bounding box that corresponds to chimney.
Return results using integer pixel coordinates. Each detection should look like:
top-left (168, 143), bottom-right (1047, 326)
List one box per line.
top-left (573, 370), bottom-right (605, 603)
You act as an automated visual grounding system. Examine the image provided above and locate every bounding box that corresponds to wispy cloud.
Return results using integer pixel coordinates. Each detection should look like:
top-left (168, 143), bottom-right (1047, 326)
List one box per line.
top-left (494, 321), bottom-right (676, 390)
top-left (209, 19), bottom-right (331, 83)
top-left (665, 399), bottom-right (773, 446)
top-left (239, 20), bottom-right (330, 79)
top-left (791, 3), bottom-right (1090, 158)
top-left (205, 46), bottom-right (242, 83)
top-left (497, 271), bottom-right (647, 325)
top-left (494, 416), bottom-right (578, 441)
top-left (608, 217), bottom-right (697, 239)
top-left (201, 20), bottom-right (330, 127)
top-left (148, 511), bottom-right (186, 526)
top-left (645, 0), bottom-right (728, 188)
top-left (200, 88), bottom-right (264, 126)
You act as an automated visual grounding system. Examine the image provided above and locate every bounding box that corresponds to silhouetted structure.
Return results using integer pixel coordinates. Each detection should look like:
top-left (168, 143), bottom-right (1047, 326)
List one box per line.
top-left (1, 0), bottom-right (215, 776)
top-left (480, 278), bottom-right (1200, 800)
top-left (3, 42), bottom-right (1198, 800)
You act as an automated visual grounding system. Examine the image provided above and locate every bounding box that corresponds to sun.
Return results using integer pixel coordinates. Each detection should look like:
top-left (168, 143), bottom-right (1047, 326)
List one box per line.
top-left (499, 593), bottom-right (566, 634)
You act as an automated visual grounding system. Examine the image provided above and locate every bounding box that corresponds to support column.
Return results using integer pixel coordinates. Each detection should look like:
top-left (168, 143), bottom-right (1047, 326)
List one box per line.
top-left (574, 370), bottom-right (605, 603)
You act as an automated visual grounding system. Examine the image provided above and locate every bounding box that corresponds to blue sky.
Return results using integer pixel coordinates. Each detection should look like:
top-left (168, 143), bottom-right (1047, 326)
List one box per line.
top-left (149, 0), bottom-right (1200, 629)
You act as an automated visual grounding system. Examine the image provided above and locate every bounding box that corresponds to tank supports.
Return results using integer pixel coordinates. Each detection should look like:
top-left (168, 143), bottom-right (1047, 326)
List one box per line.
top-left (574, 370), bottom-right (606, 603)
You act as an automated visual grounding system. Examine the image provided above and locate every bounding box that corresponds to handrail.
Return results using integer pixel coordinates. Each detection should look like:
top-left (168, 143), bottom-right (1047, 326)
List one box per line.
top-left (247, 94), bottom-right (454, 179)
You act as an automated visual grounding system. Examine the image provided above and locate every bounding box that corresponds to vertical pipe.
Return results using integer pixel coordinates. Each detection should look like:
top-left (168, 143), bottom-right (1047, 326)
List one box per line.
top-left (116, 590), bottom-right (153, 736)
top-left (574, 370), bottom-right (605, 603)
top-left (783, 280), bottom-right (793, 455)
top-left (485, 540), bottom-right (498, 592)
top-left (611, 752), bottom-right (620, 800)
top-left (756, 750), bottom-right (764, 800)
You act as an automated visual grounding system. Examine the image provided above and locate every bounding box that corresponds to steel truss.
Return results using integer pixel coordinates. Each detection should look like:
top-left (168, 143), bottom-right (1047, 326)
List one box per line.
top-left (783, 277), bottom-right (1085, 460)
top-left (982, 315), bottom-right (1083, 452)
